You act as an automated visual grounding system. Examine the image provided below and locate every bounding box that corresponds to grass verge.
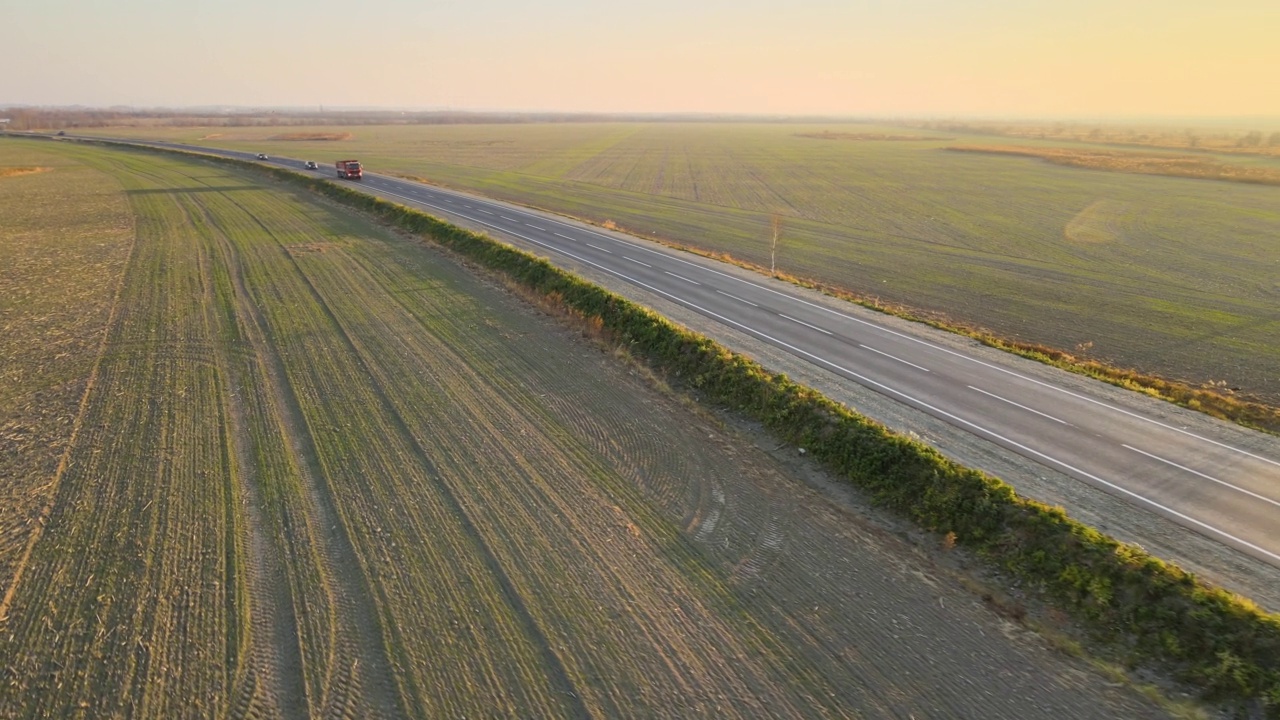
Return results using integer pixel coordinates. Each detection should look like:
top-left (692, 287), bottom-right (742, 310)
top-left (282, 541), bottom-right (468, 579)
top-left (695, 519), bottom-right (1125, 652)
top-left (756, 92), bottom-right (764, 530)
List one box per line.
top-left (74, 138), bottom-right (1280, 715)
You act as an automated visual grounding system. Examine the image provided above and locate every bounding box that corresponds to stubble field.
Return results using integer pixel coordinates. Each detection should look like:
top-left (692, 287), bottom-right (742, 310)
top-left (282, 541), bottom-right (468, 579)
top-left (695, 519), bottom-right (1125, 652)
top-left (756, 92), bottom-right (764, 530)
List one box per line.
top-left (0, 142), bottom-right (135, 603)
top-left (0, 140), bottom-right (1171, 718)
top-left (80, 122), bottom-right (1280, 406)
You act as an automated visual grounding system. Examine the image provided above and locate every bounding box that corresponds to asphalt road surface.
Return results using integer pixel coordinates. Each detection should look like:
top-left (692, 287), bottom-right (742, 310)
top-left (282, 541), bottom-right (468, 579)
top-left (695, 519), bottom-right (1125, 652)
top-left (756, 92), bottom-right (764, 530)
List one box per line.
top-left (72, 136), bottom-right (1280, 571)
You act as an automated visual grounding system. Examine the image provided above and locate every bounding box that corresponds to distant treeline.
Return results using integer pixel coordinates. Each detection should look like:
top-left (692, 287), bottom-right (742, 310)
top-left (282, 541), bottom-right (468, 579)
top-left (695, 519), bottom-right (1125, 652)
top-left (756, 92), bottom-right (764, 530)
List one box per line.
top-left (0, 107), bottom-right (877, 131)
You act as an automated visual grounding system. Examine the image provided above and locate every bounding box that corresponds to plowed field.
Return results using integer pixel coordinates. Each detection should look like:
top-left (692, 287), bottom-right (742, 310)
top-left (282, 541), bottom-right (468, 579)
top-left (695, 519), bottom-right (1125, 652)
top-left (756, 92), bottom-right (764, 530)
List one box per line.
top-left (0, 141), bottom-right (1172, 718)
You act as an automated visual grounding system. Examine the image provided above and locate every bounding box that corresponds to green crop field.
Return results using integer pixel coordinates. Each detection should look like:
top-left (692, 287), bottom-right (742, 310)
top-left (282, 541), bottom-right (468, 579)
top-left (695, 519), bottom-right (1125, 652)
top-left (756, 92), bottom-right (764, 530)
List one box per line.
top-left (0, 140), bottom-right (1173, 717)
top-left (82, 122), bottom-right (1280, 406)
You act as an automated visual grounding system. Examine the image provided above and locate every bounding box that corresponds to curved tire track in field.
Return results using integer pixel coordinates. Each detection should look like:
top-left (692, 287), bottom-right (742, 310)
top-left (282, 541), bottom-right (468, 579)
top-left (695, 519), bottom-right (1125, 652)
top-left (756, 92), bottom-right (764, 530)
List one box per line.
top-left (495, 362), bottom-right (763, 563)
top-left (528, 375), bottom-right (706, 520)
top-left (330, 257), bottom-right (844, 716)
top-left (278, 248), bottom-right (593, 719)
top-left (455, 332), bottom-right (728, 542)
top-left (214, 193), bottom-right (405, 720)
top-left (192, 196), bottom-right (309, 720)
top-left (422, 289), bottom-right (1165, 717)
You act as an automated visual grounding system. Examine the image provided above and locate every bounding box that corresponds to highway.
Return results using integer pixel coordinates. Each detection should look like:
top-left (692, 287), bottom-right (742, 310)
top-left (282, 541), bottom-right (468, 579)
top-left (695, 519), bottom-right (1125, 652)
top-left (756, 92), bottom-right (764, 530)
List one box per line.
top-left (81, 137), bottom-right (1280, 571)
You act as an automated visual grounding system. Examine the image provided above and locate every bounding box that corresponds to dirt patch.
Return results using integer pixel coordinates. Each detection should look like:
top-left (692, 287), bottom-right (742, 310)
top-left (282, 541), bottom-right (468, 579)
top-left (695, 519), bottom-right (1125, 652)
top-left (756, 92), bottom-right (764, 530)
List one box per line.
top-left (0, 166), bottom-right (51, 178)
top-left (268, 132), bottom-right (353, 141)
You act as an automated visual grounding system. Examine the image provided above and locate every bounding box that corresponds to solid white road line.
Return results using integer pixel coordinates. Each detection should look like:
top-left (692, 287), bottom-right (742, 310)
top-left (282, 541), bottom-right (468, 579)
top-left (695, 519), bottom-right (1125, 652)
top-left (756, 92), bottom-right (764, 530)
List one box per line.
top-left (778, 313), bottom-right (833, 335)
top-left (969, 386), bottom-right (1067, 425)
top-left (861, 344), bottom-right (929, 372)
top-left (622, 257), bottom-right (652, 268)
top-left (1123, 444), bottom-right (1280, 508)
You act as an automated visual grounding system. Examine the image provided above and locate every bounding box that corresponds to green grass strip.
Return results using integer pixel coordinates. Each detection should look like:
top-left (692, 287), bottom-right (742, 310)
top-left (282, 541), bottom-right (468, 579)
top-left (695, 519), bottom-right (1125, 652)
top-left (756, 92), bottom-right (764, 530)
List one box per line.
top-left (70, 138), bottom-right (1280, 715)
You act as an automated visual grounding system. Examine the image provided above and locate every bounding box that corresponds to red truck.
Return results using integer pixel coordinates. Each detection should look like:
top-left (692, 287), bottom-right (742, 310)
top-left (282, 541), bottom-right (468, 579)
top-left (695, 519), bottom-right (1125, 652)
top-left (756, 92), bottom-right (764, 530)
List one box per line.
top-left (335, 159), bottom-right (363, 180)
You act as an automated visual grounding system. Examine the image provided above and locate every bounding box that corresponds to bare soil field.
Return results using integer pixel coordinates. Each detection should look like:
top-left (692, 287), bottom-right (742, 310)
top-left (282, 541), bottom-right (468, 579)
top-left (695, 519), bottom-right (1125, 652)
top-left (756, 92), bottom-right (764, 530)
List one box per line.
top-left (0, 141), bottom-right (1175, 717)
top-left (78, 123), bottom-right (1280, 408)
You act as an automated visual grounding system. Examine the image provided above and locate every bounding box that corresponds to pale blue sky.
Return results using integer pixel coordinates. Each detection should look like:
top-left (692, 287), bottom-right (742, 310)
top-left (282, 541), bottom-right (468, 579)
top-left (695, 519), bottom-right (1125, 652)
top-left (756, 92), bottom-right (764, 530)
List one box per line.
top-left (6, 0), bottom-right (1279, 115)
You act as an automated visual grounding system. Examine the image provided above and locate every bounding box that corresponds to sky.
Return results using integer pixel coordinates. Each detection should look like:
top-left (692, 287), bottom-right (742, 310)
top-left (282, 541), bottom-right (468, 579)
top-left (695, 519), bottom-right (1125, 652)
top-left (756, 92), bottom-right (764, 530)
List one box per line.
top-left (5, 0), bottom-right (1280, 117)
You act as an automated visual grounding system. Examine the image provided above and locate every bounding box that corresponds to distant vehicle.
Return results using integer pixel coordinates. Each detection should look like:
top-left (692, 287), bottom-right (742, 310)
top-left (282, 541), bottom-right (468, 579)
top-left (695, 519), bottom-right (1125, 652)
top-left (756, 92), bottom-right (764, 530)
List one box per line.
top-left (304, 160), bottom-right (318, 170)
top-left (256, 153), bottom-right (269, 160)
top-left (56, 130), bottom-right (66, 136)
top-left (335, 159), bottom-right (363, 180)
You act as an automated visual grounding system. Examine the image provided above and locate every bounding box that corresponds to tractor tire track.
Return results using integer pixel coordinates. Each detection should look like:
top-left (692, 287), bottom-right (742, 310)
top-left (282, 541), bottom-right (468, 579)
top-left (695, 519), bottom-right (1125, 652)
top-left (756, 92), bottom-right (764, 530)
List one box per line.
top-left (277, 244), bottom-right (592, 719)
top-left (210, 192), bottom-right (405, 719)
top-left (188, 192), bottom-right (309, 720)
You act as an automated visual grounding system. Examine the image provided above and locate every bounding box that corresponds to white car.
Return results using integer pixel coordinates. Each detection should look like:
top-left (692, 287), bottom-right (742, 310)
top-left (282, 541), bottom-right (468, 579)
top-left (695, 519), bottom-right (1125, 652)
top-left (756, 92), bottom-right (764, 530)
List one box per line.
top-left (256, 153), bottom-right (269, 160)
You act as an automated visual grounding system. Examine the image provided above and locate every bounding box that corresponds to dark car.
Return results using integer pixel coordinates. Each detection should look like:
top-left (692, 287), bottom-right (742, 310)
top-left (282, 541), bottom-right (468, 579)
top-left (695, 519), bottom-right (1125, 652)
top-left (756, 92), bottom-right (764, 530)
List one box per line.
top-left (304, 160), bottom-right (318, 170)
top-left (256, 153), bottom-right (269, 160)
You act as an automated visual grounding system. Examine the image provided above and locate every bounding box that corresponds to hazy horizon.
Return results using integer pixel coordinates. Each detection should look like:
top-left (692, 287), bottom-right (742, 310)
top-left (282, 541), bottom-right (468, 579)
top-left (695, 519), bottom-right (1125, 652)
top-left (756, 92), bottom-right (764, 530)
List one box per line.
top-left (9, 0), bottom-right (1279, 117)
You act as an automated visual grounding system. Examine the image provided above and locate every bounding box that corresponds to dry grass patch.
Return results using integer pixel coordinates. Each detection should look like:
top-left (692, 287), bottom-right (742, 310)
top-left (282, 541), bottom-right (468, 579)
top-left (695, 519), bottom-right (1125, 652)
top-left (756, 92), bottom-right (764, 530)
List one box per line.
top-left (948, 144), bottom-right (1280, 186)
top-left (0, 166), bottom-right (51, 178)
